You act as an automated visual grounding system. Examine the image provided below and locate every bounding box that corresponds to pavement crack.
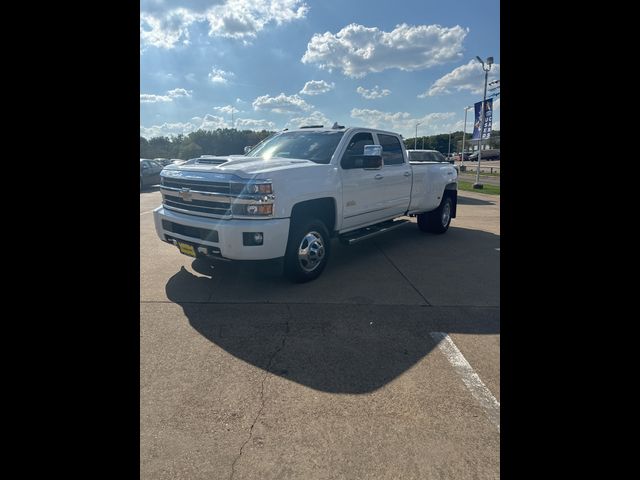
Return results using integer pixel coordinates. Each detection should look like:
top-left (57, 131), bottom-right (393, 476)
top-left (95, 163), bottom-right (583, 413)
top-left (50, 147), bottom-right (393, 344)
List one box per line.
top-left (374, 242), bottom-right (432, 306)
top-left (229, 308), bottom-right (291, 480)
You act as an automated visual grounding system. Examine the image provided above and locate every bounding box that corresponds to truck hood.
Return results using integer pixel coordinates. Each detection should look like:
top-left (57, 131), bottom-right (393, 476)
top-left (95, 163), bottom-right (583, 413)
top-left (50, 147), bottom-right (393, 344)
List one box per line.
top-left (163, 156), bottom-right (319, 177)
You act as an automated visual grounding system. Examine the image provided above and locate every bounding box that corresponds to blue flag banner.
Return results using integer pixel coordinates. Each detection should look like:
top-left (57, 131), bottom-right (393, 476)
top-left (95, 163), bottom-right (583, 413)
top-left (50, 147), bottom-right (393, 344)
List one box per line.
top-left (471, 98), bottom-right (493, 140)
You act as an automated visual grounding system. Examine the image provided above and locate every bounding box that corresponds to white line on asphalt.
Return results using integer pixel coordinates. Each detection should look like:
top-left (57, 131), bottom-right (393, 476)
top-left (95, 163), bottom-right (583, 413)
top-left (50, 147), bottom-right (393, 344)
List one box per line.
top-left (140, 210), bottom-right (154, 216)
top-left (429, 332), bottom-right (500, 431)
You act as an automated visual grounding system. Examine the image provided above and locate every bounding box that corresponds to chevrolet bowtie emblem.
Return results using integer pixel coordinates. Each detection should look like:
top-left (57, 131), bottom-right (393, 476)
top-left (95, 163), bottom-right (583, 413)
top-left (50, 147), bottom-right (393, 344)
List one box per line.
top-left (179, 188), bottom-right (193, 202)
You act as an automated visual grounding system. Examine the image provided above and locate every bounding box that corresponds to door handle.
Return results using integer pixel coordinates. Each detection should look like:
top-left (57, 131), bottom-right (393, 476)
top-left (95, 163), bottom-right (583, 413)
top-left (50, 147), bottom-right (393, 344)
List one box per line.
top-left (404, 172), bottom-right (411, 177)
top-left (375, 174), bottom-right (383, 180)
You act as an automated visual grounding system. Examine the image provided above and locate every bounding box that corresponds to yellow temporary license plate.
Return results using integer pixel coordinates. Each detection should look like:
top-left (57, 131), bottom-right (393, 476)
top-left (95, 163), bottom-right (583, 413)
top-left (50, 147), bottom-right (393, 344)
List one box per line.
top-left (177, 241), bottom-right (196, 257)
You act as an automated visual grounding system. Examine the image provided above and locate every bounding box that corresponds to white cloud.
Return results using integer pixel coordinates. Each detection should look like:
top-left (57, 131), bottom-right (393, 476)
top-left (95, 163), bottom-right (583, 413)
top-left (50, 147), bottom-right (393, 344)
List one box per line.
top-left (140, 122), bottom-right (198, 138)
top-left (356, 85), bottom-right (391, 99)
top-left (141, 1), bottom-right (226, 15)
top-left (200, 114), bottom-right (229, 130)
top-left (209, 67), bottom-right (235, 84)
top-left (214, 105), bottom-right (239, 114)
top-left (284, 110), bottom-right (332, 129)
top-left (140, 0), bottom-right (308, 51)
top-left (140, 8), bottom-right (197, 50)
top-left (141, 113), bottom-right (277, 138)
top-left (350, 108), bottom-right (457, 138)
top-left (301, 23), bottom-right (468, 78)
top-left (299, 80), bottom-right (335, 96)
top-left (252, 93), bottom-right (313, 114)
top-left (140, 87), bottom-right (192, 103)
top-left (419, 60), bottom-right (501, 97)
top-left (235, 118), bottom-right (277, 130)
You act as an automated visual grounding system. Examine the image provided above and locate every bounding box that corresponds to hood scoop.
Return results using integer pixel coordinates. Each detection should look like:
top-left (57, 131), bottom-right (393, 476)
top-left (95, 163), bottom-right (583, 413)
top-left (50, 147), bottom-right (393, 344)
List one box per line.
top-left (195, 157), bottom-right (229, 165)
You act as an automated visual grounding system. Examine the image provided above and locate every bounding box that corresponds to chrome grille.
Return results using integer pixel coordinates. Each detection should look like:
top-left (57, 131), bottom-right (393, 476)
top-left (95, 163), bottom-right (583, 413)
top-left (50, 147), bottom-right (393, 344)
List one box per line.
top-left (161, 177), bottom-right (232, 217)
top-left (161, 177), bottom-right (231, 194)
top-left (163, 194), bottom-right (231, 216)
top-left (160, 174), bottom-right (274, 219)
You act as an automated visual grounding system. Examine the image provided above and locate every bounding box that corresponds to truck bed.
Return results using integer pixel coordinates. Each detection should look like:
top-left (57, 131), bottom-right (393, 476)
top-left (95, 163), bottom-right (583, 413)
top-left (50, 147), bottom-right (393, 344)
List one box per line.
top-left (407, 161), bottom-right (457, 214)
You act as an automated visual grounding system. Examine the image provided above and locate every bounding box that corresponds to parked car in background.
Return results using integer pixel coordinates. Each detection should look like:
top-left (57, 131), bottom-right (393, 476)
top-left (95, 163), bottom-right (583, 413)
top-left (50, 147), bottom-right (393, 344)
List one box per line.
top-left (171, 159), bottom-right (187, 165)
top-left (407, 149), bottom-right (458, 169)
top-left (469, 149), bottom-right (500, 161)
top-left (455, 152), bottom-right (471, 161)
top-left (140, 159), bottom-right (163, 190)
top-left (406, 149), bottom-right (448, 163)
top-left (154, 158), bottom-right (172, 166)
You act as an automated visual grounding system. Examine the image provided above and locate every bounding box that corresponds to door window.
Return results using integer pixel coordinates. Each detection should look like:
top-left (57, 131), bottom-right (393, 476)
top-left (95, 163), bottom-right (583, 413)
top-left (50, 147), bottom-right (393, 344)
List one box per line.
top-left (340, 132), bottom-right (374, 169)
top-left (378, 134), bottom-right (404, 165)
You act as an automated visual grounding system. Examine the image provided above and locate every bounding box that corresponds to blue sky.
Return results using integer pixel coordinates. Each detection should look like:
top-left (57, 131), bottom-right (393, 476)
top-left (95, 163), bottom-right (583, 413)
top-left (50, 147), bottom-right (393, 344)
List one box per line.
top-left (140, 0), bottom-right (500, 139)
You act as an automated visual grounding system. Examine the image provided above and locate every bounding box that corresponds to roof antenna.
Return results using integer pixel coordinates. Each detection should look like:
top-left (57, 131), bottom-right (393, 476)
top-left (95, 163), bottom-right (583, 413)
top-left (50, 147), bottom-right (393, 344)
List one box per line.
top-left (332, 122), bottom-right (344, 129)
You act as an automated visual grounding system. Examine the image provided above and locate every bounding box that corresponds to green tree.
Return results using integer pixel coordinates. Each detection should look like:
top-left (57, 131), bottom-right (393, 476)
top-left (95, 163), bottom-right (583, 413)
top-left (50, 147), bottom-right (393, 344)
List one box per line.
top-left (179, 142), bottom-right (203, 159)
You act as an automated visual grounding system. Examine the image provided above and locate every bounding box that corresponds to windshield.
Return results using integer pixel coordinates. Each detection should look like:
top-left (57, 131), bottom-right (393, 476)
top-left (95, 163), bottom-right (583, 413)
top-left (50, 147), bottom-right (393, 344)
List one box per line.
top-left (245, 130), bottom-right (345, 164)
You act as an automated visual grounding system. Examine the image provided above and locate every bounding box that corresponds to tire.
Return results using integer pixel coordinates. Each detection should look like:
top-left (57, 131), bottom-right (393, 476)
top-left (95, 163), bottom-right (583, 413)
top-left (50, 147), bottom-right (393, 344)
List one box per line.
top-left (417, 196), bottom-right (453, 234)
top-left (283, 218), bottom-right (331, 283)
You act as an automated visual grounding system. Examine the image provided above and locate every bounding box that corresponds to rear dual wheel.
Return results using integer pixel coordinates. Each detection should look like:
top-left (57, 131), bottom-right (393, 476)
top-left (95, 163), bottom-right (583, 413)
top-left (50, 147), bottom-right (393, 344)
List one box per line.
top-left (417, 196), bottom-right (452, 234)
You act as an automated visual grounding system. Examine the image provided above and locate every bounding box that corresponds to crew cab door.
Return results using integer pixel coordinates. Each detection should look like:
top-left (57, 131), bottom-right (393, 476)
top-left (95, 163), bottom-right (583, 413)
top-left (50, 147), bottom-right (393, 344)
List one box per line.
top-left (374, 133), bottom-right (412, 218)
top-left (339, 131), bottom-right (389, 231)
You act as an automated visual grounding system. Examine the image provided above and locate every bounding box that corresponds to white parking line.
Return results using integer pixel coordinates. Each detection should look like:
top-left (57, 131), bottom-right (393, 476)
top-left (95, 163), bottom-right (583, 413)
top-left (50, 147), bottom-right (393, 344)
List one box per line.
top-left (140, 210), bottom-right (154, 216)
top-left (429, 332), bottom-right (500, 431)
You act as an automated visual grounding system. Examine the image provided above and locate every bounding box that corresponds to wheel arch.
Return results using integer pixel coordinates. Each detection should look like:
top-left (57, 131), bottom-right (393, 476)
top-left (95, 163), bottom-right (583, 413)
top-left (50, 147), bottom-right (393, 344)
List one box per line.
top-left (290, 197), bottom-right (337, 234)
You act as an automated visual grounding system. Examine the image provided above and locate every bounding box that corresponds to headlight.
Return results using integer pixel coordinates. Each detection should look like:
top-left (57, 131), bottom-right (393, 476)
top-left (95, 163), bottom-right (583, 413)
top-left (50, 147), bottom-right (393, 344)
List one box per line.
top-left (231, 203), bottom-right (273, 216)
top-left (249, 183), bottom-right (272, 194)
top-left (229, 182), bottom-right (273, 195)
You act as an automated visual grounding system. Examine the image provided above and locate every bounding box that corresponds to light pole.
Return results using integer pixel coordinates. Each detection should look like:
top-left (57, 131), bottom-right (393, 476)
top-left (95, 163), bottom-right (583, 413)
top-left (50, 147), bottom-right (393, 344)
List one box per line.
top-left (414, 121), bottom-right (422, 149)
top-left (474, 55), bottom-right (493, 189)
top-left (461, 105), bottom-right (472, 167)
top-left (448, 131), bottom-right (452, 158)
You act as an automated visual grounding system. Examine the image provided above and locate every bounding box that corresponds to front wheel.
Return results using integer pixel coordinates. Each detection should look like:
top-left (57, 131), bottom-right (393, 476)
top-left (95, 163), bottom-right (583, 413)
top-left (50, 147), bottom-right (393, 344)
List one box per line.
top-left (284, 219), bottom-right (331, 283)
top-left (417, 196), bottom-right (453, 234)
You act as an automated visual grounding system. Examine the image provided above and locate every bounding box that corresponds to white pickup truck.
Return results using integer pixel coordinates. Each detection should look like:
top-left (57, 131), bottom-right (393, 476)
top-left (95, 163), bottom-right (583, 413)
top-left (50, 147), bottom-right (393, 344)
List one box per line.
top-left (153, 125), bottom-right (458, 282)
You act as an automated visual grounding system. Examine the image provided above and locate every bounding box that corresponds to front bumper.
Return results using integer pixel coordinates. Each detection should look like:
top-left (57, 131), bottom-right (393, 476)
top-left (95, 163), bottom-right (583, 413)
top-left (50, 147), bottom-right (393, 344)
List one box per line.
top-left (153, 206), bottom-right (290, 260)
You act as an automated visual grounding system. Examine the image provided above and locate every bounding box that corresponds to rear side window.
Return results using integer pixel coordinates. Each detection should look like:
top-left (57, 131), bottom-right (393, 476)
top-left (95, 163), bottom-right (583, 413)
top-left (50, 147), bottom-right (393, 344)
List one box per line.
top-left (378, 134), bottom-right (404, 165)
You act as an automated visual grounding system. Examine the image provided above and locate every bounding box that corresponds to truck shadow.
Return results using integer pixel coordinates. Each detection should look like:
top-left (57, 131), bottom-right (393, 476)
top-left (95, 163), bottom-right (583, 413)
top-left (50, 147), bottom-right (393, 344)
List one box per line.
top-left (163, 224), bottom-right (499, 394)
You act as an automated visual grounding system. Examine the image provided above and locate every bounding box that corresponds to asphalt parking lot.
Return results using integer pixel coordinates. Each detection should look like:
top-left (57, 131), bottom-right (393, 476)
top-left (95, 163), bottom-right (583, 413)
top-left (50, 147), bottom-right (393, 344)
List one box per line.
top-left (140, 186), bottom-right (500, 479)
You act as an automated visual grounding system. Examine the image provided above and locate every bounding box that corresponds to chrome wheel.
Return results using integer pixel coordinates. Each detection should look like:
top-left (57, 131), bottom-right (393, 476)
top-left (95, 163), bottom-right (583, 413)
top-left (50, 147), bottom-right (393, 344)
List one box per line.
top-left (297, 231), bottom-right (325, 272)
top-left (441, 200), bottom-right (451, 227)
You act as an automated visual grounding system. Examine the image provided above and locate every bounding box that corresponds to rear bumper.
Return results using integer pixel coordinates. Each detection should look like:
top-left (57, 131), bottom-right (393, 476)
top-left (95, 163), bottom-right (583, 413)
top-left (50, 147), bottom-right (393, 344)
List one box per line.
top-left (153, 206), bottom-right (290, 260)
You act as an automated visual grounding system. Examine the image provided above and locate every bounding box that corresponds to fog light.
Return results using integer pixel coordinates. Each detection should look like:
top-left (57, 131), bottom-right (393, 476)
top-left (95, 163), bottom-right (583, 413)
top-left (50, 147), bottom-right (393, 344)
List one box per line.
top-left (243, 232), bottom-right (264, 246)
